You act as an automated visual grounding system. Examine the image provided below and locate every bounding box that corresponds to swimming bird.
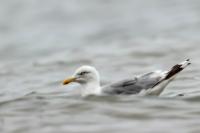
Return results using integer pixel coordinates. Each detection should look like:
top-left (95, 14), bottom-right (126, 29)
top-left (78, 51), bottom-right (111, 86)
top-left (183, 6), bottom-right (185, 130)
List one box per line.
top-left (63, 59), bottom-right (191, 97)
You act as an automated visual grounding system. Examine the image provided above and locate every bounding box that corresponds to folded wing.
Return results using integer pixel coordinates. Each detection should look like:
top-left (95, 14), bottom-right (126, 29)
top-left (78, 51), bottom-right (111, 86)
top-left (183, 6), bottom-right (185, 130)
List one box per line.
top-left (102, 71), bottom-right (165, 95)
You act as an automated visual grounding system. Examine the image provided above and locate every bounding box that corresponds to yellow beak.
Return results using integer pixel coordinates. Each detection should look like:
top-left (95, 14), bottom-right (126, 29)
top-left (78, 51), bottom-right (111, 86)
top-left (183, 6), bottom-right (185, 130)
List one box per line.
top-left (63, 77), bottom-right (76, 85)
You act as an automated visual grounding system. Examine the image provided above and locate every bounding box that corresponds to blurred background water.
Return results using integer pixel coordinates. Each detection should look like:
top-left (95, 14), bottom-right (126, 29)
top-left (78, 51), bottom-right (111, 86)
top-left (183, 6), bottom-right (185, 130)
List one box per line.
top-left (0, 0), bottom-right (200, 133)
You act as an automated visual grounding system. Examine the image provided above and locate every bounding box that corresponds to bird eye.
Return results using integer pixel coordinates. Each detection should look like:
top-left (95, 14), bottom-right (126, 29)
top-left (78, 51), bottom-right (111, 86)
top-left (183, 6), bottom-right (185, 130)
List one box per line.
top-left (79, 71), bottom-right (90, 75)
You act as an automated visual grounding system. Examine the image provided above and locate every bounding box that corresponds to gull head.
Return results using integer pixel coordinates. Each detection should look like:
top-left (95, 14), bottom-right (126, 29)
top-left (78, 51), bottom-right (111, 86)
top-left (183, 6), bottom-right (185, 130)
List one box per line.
top-left (63, 66), bottom-right (100, 85)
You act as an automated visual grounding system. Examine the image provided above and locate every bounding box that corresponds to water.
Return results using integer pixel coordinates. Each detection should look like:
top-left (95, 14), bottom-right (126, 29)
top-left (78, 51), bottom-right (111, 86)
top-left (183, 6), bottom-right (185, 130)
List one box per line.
top-left (0, 0), bottom-right (200, 133)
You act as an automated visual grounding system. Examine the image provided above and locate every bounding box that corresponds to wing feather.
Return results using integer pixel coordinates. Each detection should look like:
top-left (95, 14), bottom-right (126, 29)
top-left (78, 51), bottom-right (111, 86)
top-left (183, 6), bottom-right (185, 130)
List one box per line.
top-left (102, 72), bottom-right (164, 95)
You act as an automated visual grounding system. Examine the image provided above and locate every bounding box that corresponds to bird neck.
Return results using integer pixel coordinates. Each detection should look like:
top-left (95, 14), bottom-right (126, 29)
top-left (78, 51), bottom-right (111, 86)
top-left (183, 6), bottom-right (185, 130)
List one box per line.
top-left (81, 80), bottom-right (101, 97)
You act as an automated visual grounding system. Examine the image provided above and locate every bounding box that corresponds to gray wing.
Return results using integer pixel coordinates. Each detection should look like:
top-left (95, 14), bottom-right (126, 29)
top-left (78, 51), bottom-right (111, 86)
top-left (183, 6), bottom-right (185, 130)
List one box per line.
top-left (102, 72), bottom-right (163, 95)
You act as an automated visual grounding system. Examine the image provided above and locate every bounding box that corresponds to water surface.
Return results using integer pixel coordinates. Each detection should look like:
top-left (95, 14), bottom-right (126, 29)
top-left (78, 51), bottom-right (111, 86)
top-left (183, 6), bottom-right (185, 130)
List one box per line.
top-left (0, 0), bottom-right (200, 133)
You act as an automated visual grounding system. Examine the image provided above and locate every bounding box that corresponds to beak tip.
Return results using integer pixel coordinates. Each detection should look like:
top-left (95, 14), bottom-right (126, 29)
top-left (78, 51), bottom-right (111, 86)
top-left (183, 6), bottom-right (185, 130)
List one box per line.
top-left (62, 77), bottom-right (76, 85)
top-left (62, 80), bottom-right (68, 85)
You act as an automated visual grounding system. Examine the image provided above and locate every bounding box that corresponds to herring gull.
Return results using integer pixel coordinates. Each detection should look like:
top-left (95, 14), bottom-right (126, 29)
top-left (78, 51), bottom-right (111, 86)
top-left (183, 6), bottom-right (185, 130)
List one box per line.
top-left (63, 59), bottom-right (191, 97)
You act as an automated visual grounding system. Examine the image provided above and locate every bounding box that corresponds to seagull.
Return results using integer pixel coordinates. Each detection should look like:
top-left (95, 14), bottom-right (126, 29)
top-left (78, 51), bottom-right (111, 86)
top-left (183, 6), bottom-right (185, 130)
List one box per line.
top-left (63, 59), bottom-right (191, 97)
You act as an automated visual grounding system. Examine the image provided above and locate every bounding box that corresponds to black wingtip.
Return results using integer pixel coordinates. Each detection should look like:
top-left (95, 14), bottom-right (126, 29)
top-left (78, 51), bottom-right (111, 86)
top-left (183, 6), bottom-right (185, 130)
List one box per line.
top-left (165, 59), bottom-right (191, 80)
top-left (165, 64), bottom-right (183, 80)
